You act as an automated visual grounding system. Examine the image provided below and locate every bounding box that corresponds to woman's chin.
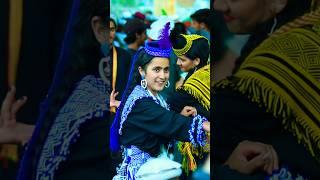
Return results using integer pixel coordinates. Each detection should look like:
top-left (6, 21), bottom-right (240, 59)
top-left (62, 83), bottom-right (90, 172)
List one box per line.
top-left (180, 68), bottom-right (187, 72)
top-left (158, 87), bottom-right (165, 91)
top-left (156, 85), bottom-right (165, 92)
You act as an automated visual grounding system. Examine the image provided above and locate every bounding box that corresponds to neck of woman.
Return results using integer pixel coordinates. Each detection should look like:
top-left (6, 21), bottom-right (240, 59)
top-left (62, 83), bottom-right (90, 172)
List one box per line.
top-left (146, 88), bottom-right (158, 97)
top-left (128, 43), bottom-right (139, 51)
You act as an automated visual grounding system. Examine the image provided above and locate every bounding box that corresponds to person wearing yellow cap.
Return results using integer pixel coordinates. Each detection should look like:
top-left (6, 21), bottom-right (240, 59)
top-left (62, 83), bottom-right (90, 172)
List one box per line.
top-left (168, 33), bottom-right (211, 176)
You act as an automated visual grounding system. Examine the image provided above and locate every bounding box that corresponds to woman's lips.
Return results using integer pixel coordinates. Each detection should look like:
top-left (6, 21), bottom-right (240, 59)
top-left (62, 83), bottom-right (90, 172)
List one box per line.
top-left (224, 15), bottom-right (236, 22)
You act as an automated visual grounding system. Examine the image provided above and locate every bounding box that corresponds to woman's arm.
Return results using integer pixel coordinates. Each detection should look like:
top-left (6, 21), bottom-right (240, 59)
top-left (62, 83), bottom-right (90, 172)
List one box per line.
top-left (167, 90), bottom-right (209, 119)
top-left (126, 98), bottom-right (209, 145)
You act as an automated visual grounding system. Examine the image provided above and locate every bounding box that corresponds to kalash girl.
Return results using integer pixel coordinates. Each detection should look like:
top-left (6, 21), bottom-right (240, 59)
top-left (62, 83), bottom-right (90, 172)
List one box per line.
top-left (168, 34), bottom-right (211, 174)
top-left (110, 23), bottom-right (210, 180)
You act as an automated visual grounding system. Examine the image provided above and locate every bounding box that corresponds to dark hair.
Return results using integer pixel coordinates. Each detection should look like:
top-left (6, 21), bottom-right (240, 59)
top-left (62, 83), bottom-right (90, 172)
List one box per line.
top-left (110, 17), bottom-right (117, 29)
top-left (124, 28), bottom-right (146, 44)
top-left (119, 48), bottom-right (154, 98)
top-left (119, 48), bottom-right (158, 113)
top-left (171, 34), bottom-right (209, 79)
top-left (210, 10), bottom-right (233, 62)
top-left (19, 0), bottom-right (108, 178)
top-left (190, 8), bottom-right (213, 30)
top-left (169, 22), bottom-right (187, 41)
top-left (110, 45), bottom-right (170, 151)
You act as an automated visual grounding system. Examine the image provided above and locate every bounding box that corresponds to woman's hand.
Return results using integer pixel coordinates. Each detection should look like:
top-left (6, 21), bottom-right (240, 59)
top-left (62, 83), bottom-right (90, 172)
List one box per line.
top-left (0, 86), bottom-right (27, 127)
top-left (110, 89), bottom-right (120, 108)
top-left (224, 140), bottom-right (279, 175)
top-left (180, 106), bottom-right (197, 117)
top-left (0, 122), bottom-right (34, 145)
top-left (0, 87), bottom-right (34, 145)
top-left (203, 121), bottom-right (210, 132)
top-left (175, 77), bottom-right (184, 89)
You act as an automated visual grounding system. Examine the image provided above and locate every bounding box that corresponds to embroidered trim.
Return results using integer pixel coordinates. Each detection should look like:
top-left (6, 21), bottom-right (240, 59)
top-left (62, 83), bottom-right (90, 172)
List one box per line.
top-left (180, 115), bottom-right (208, 173)
top-left (188, 116), bottom-right (197, 147)
top-left (180, 65), bottom-right (210, 111)
top-left (119, 86), bottom-right (151, 135)
top-left (196, 117), bottom-right (207, 147)
top-left (144, 44), bottom-right (171, 58)
top-left (267, 166), bottom-right (306, 180)
top-left (115, 85), bottom-right (171, 179)
top-left (188, 115), bottom-right (207, 147)
top-left (214, 26), bottom-right (320, 162)
top-left (119, 85), bottom-right (169, 135)
top-left (113, 146), bottom-right (151, 180)
top-left (172, 34), bottom-right (208, 57)
top-left (36, 75), bottom-right (109, 180)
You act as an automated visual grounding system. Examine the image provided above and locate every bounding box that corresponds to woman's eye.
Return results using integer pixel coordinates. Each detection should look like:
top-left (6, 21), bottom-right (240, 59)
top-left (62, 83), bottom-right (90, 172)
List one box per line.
top-left (179, 58), bottom-right (186, 62)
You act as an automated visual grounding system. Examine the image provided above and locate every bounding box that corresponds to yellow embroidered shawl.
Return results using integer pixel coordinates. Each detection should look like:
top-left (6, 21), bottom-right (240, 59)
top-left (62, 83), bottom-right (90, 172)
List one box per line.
top-left (181, 64), bottom-right (210, 110)
top-left (215, 10), bottom-right (320, 162)
top-left (177, 64), bottom-right (210, 173)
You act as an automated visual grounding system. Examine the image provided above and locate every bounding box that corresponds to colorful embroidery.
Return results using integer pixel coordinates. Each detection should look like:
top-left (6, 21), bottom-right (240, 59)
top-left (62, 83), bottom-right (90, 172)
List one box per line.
top-left (215, 24), bottom-right (320, 162)
top-left (179, 114), bottom-right (208, 173)
top-left (119, 85), bottom-right (169, 135)
top-left (113, 146), bottom-right (151, 180)
top-left (196, 116), bottom-right (208, 147)
top-left (114, 85), bottom-right (170, 179)
top-left (36, 75), bottom-right (109, 179)
top-left (267, 166), bottom-right (306, 180)
top-left (188, 115), bottom-right (207, 147)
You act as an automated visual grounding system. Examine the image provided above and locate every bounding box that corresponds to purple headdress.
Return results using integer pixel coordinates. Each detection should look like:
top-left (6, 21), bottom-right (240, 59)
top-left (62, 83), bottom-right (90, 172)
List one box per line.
top-left (144, 22), bottom-right (172, 58)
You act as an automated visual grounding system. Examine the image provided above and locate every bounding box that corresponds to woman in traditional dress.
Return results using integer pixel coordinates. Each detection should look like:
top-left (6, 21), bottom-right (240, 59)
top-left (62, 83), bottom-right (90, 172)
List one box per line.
top-left (110, 23), bottom-right (210, 180)
top-left (165, 34), bottom-right (211, 177)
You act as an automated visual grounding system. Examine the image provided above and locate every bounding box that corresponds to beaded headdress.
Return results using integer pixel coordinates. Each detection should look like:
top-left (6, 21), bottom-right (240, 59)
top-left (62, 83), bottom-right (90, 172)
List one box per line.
top-left (144, 22), bottom-right (172, 58)
top-left (173, 34), bottom-right (208, 56)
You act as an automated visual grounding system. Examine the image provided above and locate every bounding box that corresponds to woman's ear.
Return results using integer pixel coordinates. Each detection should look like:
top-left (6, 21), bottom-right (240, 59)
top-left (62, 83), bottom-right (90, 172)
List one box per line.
top-left (135, 32), bottom-right (142, 41)
top-left (91, 16), bottom-right (108, 44)
top-left (200, 22), bottom-right (207, 30)
top-left (138, 66), bottom-right (145, 77)
top-left (194, 57), bottom-right (201, 67)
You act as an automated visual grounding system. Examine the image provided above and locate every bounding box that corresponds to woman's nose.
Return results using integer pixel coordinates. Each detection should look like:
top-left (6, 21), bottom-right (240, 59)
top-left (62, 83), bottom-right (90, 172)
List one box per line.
top-left (177, 59), bottom-right (182, 65)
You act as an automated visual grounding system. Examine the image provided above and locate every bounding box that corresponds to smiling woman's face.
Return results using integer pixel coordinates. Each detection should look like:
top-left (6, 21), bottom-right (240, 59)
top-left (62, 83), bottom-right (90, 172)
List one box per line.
top-left (177, 55), bottom-right (198, 72)
top-left (213, 0), bottom-right (287, 34)
top-left (139, 57), bottom-right (170, 96)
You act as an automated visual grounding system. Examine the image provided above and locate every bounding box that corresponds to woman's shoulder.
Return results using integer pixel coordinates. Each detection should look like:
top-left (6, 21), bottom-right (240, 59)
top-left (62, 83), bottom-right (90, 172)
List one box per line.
top-left (249, 13), bottom-right (320, 59)
top-left (181, 64), bottom-right (210, 111)
top-left (122, 85), bottom-right (154, 114)
top-left (78, 75), bottom-right (107, 90)
top-left (61, 74), bottom-right (109, 115)
top-left (68, 75), bottom-right (109, 110)
top-left (242, 23), bottom-right (320, 75)
top-left (74, 74), bottom-right (108, 92)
